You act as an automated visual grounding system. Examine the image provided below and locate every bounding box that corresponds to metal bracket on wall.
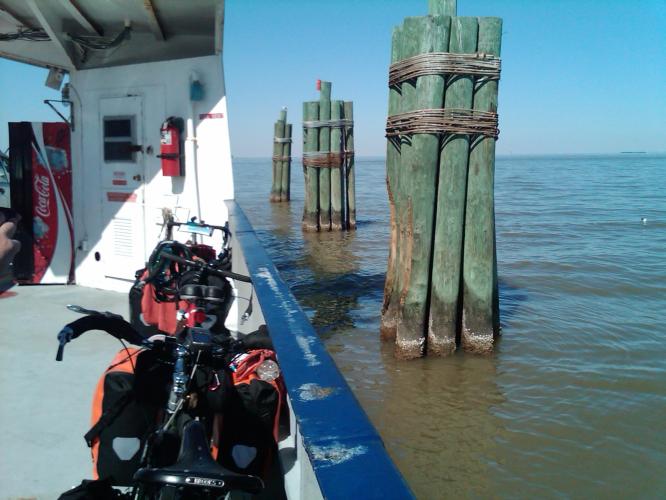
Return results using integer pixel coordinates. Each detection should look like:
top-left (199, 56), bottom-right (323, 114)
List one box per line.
top-left (43, 99), bottom-right (74, 131)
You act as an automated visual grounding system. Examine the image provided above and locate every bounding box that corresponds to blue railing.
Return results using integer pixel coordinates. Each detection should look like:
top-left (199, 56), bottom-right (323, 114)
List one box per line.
top-left (226, 201), bottom-right (414, 500)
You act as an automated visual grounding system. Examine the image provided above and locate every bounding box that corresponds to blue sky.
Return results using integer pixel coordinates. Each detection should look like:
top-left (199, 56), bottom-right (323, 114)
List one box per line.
top-left (1, 0), bottom-right (664, 156)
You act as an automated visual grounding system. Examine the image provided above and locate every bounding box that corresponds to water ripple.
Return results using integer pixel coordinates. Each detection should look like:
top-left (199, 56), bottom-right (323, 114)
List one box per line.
top-left (235, 154), bottom-right (666, 498)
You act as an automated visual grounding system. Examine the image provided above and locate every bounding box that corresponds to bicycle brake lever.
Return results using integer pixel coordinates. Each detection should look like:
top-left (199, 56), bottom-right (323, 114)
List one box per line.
top-left (67, 304), bottom-right (99, 315)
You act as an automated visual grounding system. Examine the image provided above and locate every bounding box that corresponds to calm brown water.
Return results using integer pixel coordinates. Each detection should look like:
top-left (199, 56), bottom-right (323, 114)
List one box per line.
top-left (234, 155), bottom-right (666, 498)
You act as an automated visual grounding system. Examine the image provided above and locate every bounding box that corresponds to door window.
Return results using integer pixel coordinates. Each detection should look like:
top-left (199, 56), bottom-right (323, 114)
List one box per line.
top-left (103, 117), bottom-right (136, 162)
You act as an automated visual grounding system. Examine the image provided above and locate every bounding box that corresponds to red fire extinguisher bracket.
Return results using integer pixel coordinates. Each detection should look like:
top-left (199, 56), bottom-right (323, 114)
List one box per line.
top-left (157, 117), bottom-right (184, 176)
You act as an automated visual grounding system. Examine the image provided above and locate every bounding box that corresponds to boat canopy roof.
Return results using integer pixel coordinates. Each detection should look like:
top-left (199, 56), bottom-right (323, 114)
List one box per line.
top-left (0, 0), bottom-right (223, 71)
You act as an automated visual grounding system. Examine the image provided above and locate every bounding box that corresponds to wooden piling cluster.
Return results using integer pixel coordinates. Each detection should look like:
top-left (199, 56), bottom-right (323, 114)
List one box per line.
top-left (381, 0), bottom-right (502, 359)
top-left (270, 108), bottom-right (292, 202)
top-left (302, 81), bottom-right (355, 231)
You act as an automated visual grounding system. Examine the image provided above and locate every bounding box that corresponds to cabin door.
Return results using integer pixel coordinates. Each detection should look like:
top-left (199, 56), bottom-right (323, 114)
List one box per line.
top-left (99, 95), bottom-right (147, 282)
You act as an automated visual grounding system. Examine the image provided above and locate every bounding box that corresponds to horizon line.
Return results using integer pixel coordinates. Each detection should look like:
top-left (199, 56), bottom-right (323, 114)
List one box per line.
top-left (232, 151), bottom-right (666, 160)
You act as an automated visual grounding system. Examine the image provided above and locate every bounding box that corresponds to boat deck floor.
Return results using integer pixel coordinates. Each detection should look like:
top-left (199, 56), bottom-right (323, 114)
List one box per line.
top-left (0, 284), bottom-right (127, 499)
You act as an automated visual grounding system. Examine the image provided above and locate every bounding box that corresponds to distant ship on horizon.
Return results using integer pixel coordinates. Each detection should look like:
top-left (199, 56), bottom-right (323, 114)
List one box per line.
top-left (620, 151), bottom-right (647, 154)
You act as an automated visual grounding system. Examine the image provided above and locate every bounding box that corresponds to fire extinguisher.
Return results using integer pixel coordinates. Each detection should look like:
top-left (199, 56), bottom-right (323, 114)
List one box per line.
top-left (157, 117), bottom-right (184, 176)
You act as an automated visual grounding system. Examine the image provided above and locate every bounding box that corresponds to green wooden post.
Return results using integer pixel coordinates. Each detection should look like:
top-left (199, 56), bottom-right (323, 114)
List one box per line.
top-left (428, 0), bottom-right (457, 16)
top-left (394, 15), bottom-right (451, 360)
top-left (393, 17), bottom-right (421, 357)
top-left (280, 123), bottom-right (292, 202)
top-left (271, 115), bottom-right (285, 202)
top-left (277, 108), bottom-right (288, 202)
top-left (270, 122), bottom-right (278, 201)
top-left (302, 101), bottom-right (320, 231)
top-left (428, 17), bottom-right (479, 356)
top-left (462, 17), bottom-right (502, 353)
top-left (330, 100), bottom-right (344, 230)
top-left (381, 26), bottom-right (404, 340)
top-left (344, 101), bottom-right (355, 230)
top-left (318, 81), bottom-right (332, 231)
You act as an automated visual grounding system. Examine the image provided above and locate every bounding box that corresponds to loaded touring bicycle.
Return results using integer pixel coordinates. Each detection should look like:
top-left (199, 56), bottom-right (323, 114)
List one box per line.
top-left (0, 1), bottom-right (412, 498)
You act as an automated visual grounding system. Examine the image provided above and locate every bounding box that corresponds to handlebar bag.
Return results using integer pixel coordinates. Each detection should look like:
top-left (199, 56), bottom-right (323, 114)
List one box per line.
top-left (86, 348), bottom-right (166, 486)
top-left (189, 243), bottom-right (216, 262)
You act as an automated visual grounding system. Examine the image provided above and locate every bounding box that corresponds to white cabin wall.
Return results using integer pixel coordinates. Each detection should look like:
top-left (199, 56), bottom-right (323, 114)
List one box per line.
top-left (69, 54), bottom-right (233, 291)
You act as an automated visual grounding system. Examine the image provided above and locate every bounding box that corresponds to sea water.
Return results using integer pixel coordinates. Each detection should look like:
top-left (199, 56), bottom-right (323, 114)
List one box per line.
top-left (234, 154), bottom-right (666, 498)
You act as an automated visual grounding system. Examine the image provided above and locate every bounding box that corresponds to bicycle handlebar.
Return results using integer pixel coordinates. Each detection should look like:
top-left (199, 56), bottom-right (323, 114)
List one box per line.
top-left (158, 251), bottom-right (252, 283)
top-left (56, 312), bottom-right (273, 362)
top-left (167, 221), bottom-right (229, 233)
top-left (56, 315), bottom-right (148, 361)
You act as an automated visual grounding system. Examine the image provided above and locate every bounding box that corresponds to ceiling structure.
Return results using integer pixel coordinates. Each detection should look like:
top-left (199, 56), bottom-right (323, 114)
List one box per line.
top-left (0, 0), bottom-right (224, 71)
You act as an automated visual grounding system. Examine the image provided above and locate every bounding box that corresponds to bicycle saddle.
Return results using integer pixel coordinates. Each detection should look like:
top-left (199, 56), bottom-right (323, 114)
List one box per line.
top-left (134, 420), bottom-right (264, 494)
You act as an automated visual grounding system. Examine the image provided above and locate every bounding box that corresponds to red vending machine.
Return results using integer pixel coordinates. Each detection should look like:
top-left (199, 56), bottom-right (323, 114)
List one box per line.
top-left (8, 122), bottom-right (74, 284)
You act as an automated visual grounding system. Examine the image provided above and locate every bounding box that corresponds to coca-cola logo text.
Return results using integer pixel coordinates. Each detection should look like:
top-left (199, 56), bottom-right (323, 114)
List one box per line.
top-left (34, 174), bottom-right (51, 218)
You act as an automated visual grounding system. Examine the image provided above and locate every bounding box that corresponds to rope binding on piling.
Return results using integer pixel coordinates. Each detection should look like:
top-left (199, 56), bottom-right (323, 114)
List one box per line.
top-left (389, 51), bottom-right (501, 87)
top-left (302, 151), bottom-right (345, 168)
top-left (385, 108), bottom-right (499, 139)
top-left (386, 52), bottom-right (501, 140)
top-left (302, 119), bottom-right (355, 167)
top-left (303, 119), bottom-right (354, 129)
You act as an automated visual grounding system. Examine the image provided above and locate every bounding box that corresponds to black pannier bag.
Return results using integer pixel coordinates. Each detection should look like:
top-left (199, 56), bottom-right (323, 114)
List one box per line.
top-left (214, 347), bottom-right (285, 480)
top-left (86, 348), bottom-right (169, 485)
top-left (215, 379), bottom-right (281, 478)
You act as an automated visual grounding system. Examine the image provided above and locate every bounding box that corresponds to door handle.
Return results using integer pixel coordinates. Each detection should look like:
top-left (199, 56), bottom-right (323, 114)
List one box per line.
top-left (133, 174), bottom-right (142, 181)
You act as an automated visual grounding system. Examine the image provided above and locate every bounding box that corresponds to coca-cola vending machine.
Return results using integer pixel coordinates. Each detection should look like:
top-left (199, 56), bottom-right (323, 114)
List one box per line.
top-left (8, 122), bottom-right (74, 284)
